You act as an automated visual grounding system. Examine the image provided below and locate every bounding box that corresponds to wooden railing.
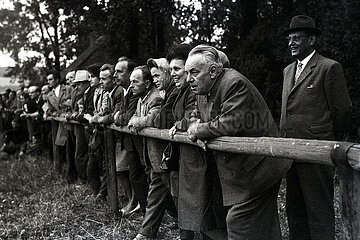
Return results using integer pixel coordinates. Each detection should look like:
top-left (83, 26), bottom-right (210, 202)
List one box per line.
top-left (2, 112), bottom-right (359, 239)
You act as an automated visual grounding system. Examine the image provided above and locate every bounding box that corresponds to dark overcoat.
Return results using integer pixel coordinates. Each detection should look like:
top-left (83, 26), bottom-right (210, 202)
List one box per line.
top-left (191, 68), bottom-right (292, 206)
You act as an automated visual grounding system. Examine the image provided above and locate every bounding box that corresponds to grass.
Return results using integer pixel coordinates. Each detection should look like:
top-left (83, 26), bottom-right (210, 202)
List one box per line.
top-left (0, 150), bottom-right (342, 239)
top-left (0, 153), bottom-right (180, 239)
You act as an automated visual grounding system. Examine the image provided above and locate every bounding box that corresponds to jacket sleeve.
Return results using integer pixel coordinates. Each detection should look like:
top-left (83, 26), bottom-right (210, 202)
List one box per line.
top-left (195, 78), bottom-right (250, 139)
top-left (115, 94), bottom-right (139, 126)
top-left (324, 62), bottom-right (351, 140)
top-left (175, 90), bottom-right (196, 131)
top-left (129, 97), bottom-right (162, 129)
top-left (153, 88), bottom-right (179, 129)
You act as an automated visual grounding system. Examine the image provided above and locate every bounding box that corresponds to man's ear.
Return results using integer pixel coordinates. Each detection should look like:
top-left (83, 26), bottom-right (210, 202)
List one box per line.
top-left (145, 80), bottom-right (151, 89)
top-left (309, 35), bottom-right (317, 46)
top-left (209, 64), bottom-right (218, 79)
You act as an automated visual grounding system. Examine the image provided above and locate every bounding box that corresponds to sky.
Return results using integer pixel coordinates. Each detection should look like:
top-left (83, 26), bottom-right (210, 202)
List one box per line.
top-left (0, 52), bottom-right (16, 67)
top-left (0, 0), bottom-right (16, 67)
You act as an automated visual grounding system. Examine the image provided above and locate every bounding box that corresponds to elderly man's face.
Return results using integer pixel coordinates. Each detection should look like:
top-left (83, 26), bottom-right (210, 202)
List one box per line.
top-left (150, 67), bottom-right (170, 91)
top-left (29, 90), bottom-right (39, 100)
top-left (47, 74), bottom-right (59, 88)
top-left (185, 54), bottom-right (214, 95)
top-left (74, 82), bottom-right (89, 96)
top-left (130, 69), bottom-right (149, 96)
top-left (100, 70), bottom-right (114, 92)
top-left (287, 31), bottom-right (314, 61)
top-left (113, 61), bottom-right (130, 87)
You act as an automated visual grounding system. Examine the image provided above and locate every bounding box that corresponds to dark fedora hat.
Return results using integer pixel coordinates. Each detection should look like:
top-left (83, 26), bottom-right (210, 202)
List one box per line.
top-left (284, 15), bottom-right (321, 35)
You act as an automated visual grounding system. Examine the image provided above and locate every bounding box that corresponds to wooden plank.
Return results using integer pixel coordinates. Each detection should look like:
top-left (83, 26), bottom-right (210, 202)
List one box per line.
top-left (334, 144), bottom-right (360, 239)
top-left (104, 128), bottom-right (119, 217)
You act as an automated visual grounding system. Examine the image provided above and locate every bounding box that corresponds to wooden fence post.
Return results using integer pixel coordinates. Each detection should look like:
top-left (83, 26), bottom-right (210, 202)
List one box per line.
top-left (104, 127), bottom-right (119, 217)
top-left (51, 119), bottom-right (62, 173)
top-left (332, 143), bottom-right (360, 239)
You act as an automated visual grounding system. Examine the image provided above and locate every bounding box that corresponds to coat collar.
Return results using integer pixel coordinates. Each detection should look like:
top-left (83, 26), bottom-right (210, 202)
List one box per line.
top-left (288, 52), bottom-right (320, 94)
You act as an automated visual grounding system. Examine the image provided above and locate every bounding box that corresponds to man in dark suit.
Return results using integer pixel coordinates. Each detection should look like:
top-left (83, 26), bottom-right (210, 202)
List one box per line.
top-left (185, 45), bottom-right (291, 240)
top-left (95, 63), bottom-right (125, 200)
top-left (280, 15), bottom-right (351, 240)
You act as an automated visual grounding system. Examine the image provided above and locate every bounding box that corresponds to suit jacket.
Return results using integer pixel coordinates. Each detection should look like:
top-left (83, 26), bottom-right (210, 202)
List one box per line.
top-left (46, 84), bottom-right (72, 115)
top-left (190, 68), bottom-right (291, 206)
top-left (101, 84), bottom-right (125, 125)
top-left (113, 88), bottom-right (140, 152)
top-left (280, 52), bottom-right (351, 141)
top-left (129, 85), bottom-right (162, 171)
top-left (172, 84), bottom-right (196, 131)
top-left (153, 82), bottom-right (180, 129)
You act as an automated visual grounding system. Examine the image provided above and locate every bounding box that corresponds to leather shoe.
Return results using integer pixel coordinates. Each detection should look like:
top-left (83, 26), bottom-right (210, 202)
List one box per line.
top-left (132, 233), bottom-right (153, 240)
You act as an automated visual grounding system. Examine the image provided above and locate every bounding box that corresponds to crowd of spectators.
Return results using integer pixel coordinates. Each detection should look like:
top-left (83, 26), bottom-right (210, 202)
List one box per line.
top-left (0, 14), bottom-right (351, 239)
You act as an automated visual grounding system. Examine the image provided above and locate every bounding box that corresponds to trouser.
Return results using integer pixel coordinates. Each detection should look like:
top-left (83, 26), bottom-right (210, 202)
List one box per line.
top-left (74, 125), bottom-right (88, 182)
top-left (129, 136), bottom-right (149, 213)
top-left (87, 128), bottom-right (104, 195)
top-left (40, 120), bottom-right (52, 160)
top-left (139, 169), bottom-right (177, 238)
top-left (286, 163), bottom-right (335, 240)
top-left (66, 128), bottom-right (76, 183)
top-left (226, 181), bottom-right (281, 240)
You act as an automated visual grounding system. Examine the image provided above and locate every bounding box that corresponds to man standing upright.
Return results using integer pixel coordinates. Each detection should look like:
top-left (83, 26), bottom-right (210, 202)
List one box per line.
top-left (280, 15), bottom-right (351, 240)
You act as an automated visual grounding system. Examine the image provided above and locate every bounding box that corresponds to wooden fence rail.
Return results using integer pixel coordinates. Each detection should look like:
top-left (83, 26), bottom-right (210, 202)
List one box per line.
top-left (48, 117), bottom-right (360, 239)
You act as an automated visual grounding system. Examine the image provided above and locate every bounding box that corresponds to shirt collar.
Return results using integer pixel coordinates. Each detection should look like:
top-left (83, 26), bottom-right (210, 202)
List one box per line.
top-left (298, 50), bottom-right (316, 68)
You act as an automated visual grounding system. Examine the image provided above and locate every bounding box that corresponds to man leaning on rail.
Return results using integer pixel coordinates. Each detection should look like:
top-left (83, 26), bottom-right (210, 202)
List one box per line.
top-left (185, 44), bottom-right (292, 240)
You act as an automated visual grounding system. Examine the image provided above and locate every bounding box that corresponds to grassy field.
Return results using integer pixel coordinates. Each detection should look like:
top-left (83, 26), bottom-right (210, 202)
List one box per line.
top-left (0, 149), bottom-right (341, 239)
top-left (0, 154), bottom-right (179, 239)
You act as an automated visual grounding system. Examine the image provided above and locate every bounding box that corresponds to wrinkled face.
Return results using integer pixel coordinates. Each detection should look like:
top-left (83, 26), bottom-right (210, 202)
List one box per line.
top-left (130, 69), bottom-right (149, 96)
top-left (74, 82), bottom-right (89, 95)
top-left (41, 87), bottom-right (50, 100)
top-left (100, 70), bottom-right (114, 92)
top-left (9, 92), bottom-right (15, 100)
top-left (150, 67), bottom-right (170, 90)
top-left (47, 74), bottom-right (59, 88)
top-left (65, 71), bottom-right (75, 85)
top-left (28, 90), bottom-right (39, 100)
top-left (170, 59), bottom-right (187, 89)
top-left (287, 31), bottom-right (315, 60)
top-left (113, 61), bottom-right (130, 87)
top-left (185, 54), bottom-right (214, 95)
top-left (89, 73), bottom-right (100, 87)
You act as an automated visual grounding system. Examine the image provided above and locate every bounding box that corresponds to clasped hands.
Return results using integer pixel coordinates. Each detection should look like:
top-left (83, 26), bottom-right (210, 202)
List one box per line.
top-left (168, 119), bottom-right (200, 142)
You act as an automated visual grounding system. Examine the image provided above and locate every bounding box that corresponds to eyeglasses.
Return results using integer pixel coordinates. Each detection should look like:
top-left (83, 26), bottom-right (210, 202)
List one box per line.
top-left (286, 35), bottom-right (309, 42)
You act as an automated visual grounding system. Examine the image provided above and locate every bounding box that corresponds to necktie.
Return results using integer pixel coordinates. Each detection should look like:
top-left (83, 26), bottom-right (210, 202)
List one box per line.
top-left (295, 62), bottom-right (303, 83)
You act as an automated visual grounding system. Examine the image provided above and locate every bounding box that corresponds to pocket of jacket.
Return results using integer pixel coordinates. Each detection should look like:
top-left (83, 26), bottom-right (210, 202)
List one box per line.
top-left (309, 123), bottom-right (333, 134)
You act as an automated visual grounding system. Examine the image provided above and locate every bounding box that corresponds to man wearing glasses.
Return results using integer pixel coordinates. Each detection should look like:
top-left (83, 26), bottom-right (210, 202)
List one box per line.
top-left (280, 15), bottom-right (351, 240)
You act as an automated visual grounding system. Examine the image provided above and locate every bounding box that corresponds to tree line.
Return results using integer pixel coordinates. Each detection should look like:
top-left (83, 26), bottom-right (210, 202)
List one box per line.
top-left (0, 0), bottom-right (359, 138)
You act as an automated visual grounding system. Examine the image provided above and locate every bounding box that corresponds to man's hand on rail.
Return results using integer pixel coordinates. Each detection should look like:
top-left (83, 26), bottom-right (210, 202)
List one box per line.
top-left (187, 119), bottom-right (200, 142)
top-left (169, 125), bottom-right (177, 139)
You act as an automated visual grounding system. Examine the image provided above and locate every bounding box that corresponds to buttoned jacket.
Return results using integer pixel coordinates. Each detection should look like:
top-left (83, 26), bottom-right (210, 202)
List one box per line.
top-left (46, 84), bottom-right (72, 115)
top-left (280, 52), bottom-right (351, 141)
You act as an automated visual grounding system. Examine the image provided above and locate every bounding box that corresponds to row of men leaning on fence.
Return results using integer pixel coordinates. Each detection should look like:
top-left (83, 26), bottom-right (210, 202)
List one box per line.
top-left (6, 15), bottom-right (351, 240)
top-left (45, 44), bottom-right (291, 240)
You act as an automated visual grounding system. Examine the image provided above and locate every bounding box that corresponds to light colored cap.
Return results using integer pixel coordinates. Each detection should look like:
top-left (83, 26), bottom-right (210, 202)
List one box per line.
top-left (28, 86), bottom-right (39, 93)
top-left (73, 70), bottom-right (91, 83)
top-left (147, 58), bottom-right (170, 71)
